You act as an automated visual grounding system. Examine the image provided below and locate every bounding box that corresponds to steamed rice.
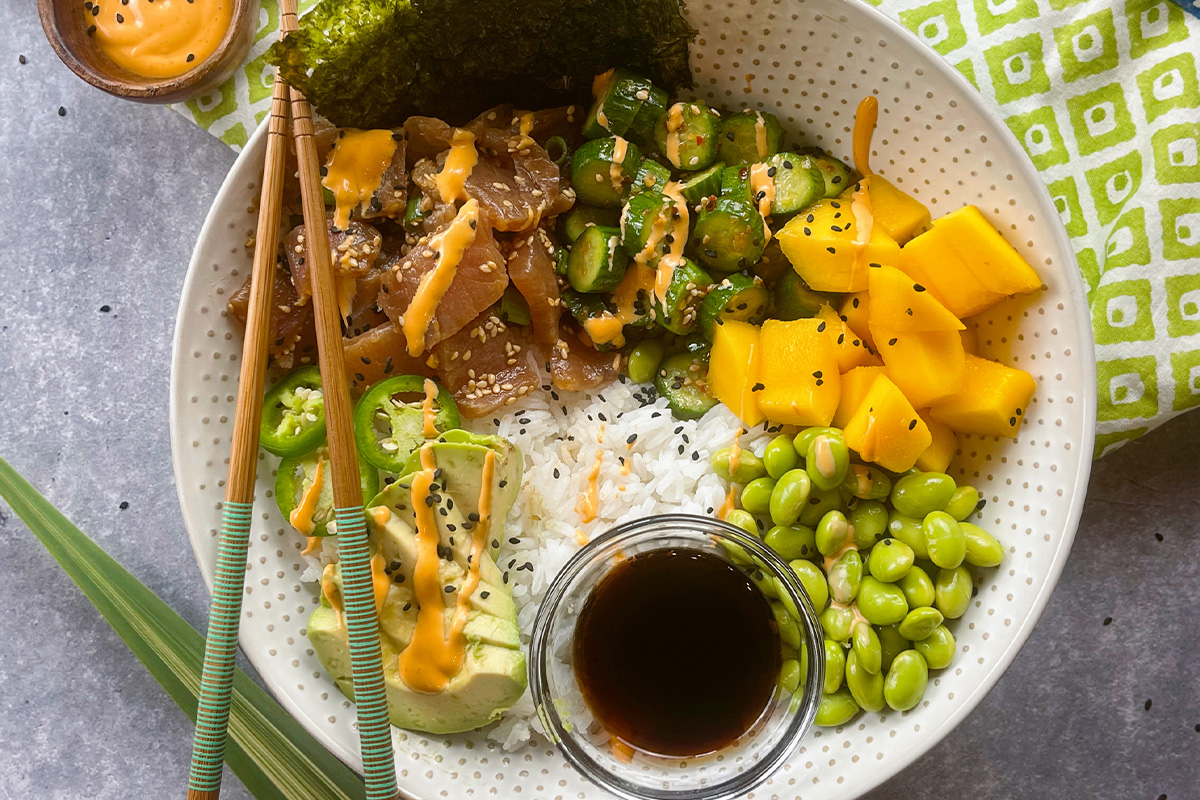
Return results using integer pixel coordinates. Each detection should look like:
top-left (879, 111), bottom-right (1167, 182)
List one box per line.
top-left (303, 372), bottom-right (782, 750)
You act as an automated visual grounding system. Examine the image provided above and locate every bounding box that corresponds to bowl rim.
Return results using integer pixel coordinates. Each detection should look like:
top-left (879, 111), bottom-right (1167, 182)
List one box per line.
top-left (36, 0), bottom-right (259, 100)
top-left (527, 514), bottom-right (825, 800)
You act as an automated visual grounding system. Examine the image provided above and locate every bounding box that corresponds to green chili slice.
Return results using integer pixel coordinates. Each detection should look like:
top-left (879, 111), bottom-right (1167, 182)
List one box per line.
top-left (260, 366), bottom-right (327, 457)
top-left (353, 375), bottom-right (461, 472)
top-left (275, 448), bottom-right (380, 537)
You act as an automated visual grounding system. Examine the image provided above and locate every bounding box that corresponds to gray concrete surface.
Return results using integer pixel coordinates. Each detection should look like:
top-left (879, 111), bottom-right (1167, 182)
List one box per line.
top-left (0, 6), bottom-right (1197, 799)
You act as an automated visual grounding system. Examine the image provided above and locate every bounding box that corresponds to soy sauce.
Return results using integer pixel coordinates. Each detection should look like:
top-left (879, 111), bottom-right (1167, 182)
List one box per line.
top-left (573, 548), bottom-right (781, 757)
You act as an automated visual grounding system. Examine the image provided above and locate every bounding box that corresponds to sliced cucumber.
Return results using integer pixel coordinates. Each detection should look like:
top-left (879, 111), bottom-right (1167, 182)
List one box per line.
top-left (621, 191), bottom-right (679, 259)
top-left (698, 272), bottom-right (769, 338)
top-left (571, 137), bottom-right (642, 208)
top-left (678, 164), bottom-right (724, 205)
top-left (554, 246), bottom-right (571, 276)
top-left (720, 164), bottom-right (754, 205)
top-left (500, 286), bottom-right (531, 325)
top-left (717, 109), bottom-right (784, 165)
top-left (765, 153), bottom-right (826, 217)
top-left (654, 102), bottom-right (721, 170)
top-left (582, 69), bottom-right (652, 139)
top-left (802, 150), bottom-right (857, 198)
top-left (557, 204), bottom-right (621, 245)
top-left (691, 196), bottom-right (767, 273)
top-left (771, 270), bottom-right (837, 320)
top-left (655, 351), bottom-right (718, 420)
top-left (631, 158), bottom-right (672, 196)
top-left (653, 258), bottom-right (712, 335)
top-left (561, 288), bottom-right (609, 326)
top-left (568, 225), bottom-right (629, 293)
top-left (627, 84), bottom-right (670, 148)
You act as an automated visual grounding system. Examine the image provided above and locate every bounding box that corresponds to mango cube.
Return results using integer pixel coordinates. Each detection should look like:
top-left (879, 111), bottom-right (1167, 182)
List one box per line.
top-left (915, 410), bottom-right (958, 473)
top-left (842, 374), bottom-right (932, 472)
top-left (710, 320), bottom-right (765, 427)
top-left (843, 175), bottom-right (931, 244)
top-left (867, 264), bottom-right (965, 332)
top-left (839, 291), bottom-right (875, 351)
top-left (898, 205), bottom-right (1043, 319)
top-left (817, 304), bottom-right (881, 373)
top-left (833, 365), bottom-right (888, 429)
top-left (929, 354), bottom-right (1037, 438)
top-left (960, 326), bottom-right (979, 355)
top-left (871, 326), bottom-right (967, 408)
top-left (776, 200), bottom-right (901, 293)
top-left (757, 319), bottom-right (841, 426)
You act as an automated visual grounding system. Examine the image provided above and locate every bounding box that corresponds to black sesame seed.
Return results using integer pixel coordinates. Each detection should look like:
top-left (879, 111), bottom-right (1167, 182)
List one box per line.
top-left (445, 585), bottom-right (456, 593)
top-left (403, 602), bottom-right (412, 611)
top-left (852, 297), bottom-right (860, 308)
top-left (19, 54), bottom-right (27, 64)
top-left (913, 284), bottom-right (926, 292)
top-left (100, 304), bottom-right (111, 313)
top-left (1009, 417), bottom-right (1017, 426)
top-left (58, 106), bottom-right (67, 117)
top-left (813, 370), bottom-right (823, 378)
top-left (888, 338), bottom-right (898, 346)
top-left (826, 247), bottom-right (837, 254)
top-left (837, 333), bottom-right (845, 344)
top-left (186, 53), bottom-right (195, 63)
top-left (480, 591), bottom-right (490, 599)
top-left (626, 433), bottom-right (637, 444)
top-left (817, 321), bottom-right (826, 332)
top-left (751, 382), bottom-right (765, 392)
top-left (908, 419), bottom-right (917, 430)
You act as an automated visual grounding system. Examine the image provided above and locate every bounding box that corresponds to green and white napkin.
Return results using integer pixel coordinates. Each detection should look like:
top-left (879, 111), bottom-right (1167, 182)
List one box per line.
top-left (174, 0), bottom-right (1200, 458)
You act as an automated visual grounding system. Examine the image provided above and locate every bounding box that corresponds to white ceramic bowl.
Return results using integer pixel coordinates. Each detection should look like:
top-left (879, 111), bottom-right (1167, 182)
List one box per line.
top-left (171, 1), bottom-right (1095, 797)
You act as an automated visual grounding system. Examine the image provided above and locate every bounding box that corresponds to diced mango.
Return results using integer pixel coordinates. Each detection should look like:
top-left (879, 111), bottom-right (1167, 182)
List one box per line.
top-left (929, 354), bottom-right (1037, 438)
top-left (838, 291), bottom-right (875, 351)
top-left (867, 264), bottom-right (965, 332)
top-left (871, 326), bottom-right (967, 408)
top-left (842, 374), bottom-right (932, 472)
top-left (776, 201), bottom-right (901, 293)
top-left (898, 205), bottom-right (1043, 319)
top-left (915, 410), bottom-right (958, 473)
top-left (757, 319), bottom-right (841, 426)
top-left (833, 365), bottom-right (888, 429)
top-left (817, 304), bottom-right (881, 373)
top-left (853, 175), bottom-right (931, 244)
top-left (960, 326), bottom-right (979, 355)
top-left (710, 320), bottom-right (765, 427)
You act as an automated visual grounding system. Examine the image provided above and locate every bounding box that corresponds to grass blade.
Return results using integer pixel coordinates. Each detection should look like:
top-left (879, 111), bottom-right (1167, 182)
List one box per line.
top-left (0, 457), bottom-right (367, 800)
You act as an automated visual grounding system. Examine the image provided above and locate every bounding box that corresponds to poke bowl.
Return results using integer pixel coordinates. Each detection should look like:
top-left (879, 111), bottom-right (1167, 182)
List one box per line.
top-left (170, 0), bottom-right (1095, 798)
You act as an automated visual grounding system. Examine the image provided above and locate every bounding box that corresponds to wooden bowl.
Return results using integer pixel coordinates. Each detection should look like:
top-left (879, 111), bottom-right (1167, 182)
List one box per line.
top-left (37, 0), bottom-right (261, 104)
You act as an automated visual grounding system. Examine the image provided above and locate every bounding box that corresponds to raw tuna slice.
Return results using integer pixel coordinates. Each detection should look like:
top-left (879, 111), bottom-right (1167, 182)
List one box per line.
top-left (506, 227), bottom-right (562, 345)
top-left (343, 321), bottom-right (434, 392)
top-left (228, 268), bottom-right (317, 371)
top-left (433, 309), bottom-right (540, 418)
top-left (549, 333), bottom-right (620, 392)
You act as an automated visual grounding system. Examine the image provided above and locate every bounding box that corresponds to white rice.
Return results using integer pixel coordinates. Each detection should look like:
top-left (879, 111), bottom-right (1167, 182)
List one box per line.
top-left (303, 372), bottom-right (782, 751)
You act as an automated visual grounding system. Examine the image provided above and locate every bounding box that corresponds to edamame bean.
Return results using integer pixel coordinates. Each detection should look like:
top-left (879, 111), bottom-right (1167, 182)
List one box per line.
top-left (806, 430), bottom-right (850, 491)
top-left (712, 448), bottom-right (766, 483)
top-left (741, 477), bottom-right (776, 516)
top-left (867, 538), bottom-right (916, 583)
top-left (877, 624), bottom-right (911, 672)
top-left (751, 568), bottom-right (779, 599)
top-left (898, 565), bottom-right (936, 609)
top-left (897, 606), bottom-right (944, 641)
top-left (852, 620), bottom-right (882, 675)
top-left (793, 426), bottom-right (839, 459)
top-left (827, 549), bottom-right (863, 605)
top-left (724, 509), bottom-right (759, 537)
top-left (883, 650), bottom-right (929, 711)
top-left (934, 565), bottom-right (973, 619)
top-left (923, 511), bottom-right (967, 569)
top-left (891, 471), bottom-right (957, 518)
top-left (850, 500), bottom-right (889, 549)
top-left (772, 601), bottom-right (801, 649)
top-left (766, 524), bottom-right (817, 561)
top-left (961, 522), bottom-right (1004, 567)
top-left (887, 511), bottom-right (930, 559)
top-left (856, 576), bottom-right (909, 626)
top-left (625, 340), bottom-right (664, 384)
top-left (845, 649), bottom-right (886, 713)
top-left (841, 464), bottom-right (892, 500)
top-left (790, 559), bottom-right (829, 611)
top-left (800, 486), bottom-right (843, 527)
top-left (820, 604), bottom-right (855, 642)
top-left (763, 434), bottom-right (800, 479)
top-left (823, 638), bottom-right (846, 693)
top-left (914, 624), bottom-right (956, 669)
top-left (769, 469), bottom-right (812, 527)
top-left (815, 510), bottom-right (851, 556)
top-left (815, 686), bottom-right (860, 727)
top-left (945, 485), bottom-right (981, 521)
top-left (779, 658), bottom-right (801, 694)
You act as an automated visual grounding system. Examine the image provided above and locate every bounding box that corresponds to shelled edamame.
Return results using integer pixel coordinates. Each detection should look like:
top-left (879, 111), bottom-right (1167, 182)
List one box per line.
top-left (711, 424), bottom-right (1005, 725)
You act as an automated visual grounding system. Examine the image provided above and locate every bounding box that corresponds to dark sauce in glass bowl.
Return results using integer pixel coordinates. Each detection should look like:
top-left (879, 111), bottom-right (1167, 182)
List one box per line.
top-left (572, 548), bottom-right (782, 758)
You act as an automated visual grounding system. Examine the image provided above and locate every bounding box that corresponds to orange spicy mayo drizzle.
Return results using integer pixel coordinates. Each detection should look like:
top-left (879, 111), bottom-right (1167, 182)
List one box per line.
top-left (323, 129), bottom-right (398, 230)
top-left (421, 379), bottom-right (440, 437)
top-left (582, 262), bottom-right (656, 347)
top-left (748, 164), bottom-right (776, 245)
top-left (86, 0), bottom-right (232, 79)
top-left (664, 103), bottom-right (686, 167)
top-left (436, 130), bottom-right (479, 205)
top-left (716, 485), bottom-right (737, 520)
top-left (610, 136), bottom-right (630, 194)
top-left (727, 427), bottom-right (744, 475)
top-left (652, 182), bottom-right (690, 302)
top-left (289, 457), bottom-right (325, 536)
top-left (576, 450), bottom-right (604, 523)
top-left (852, 96), bottom-right (879, 179)
top-left (402, 199), bottom-right (480, 356)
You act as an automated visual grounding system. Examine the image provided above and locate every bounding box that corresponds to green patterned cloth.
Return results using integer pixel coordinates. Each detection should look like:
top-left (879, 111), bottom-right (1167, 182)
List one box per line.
top-left (175, 0), bottom-right (1199, 458)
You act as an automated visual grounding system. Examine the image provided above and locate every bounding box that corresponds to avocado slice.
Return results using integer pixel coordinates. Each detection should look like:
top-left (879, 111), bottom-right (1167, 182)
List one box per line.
top-left (308, 435), bottom-right (527, 734)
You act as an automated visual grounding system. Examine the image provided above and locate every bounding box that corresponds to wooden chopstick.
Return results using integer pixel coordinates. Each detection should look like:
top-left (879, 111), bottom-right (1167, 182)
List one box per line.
top-left (278, 1), bottom-right (401, 797)
top-left (184, 47), bottom-right (293, 800)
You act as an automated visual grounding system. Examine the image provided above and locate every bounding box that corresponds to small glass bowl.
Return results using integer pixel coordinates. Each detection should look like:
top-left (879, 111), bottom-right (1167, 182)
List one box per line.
top-left (530, 514), bottom-right (824, 800)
